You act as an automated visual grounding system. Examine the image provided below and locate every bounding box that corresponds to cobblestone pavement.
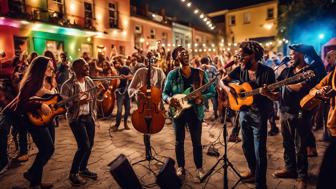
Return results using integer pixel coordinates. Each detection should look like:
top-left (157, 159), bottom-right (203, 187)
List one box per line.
top-left (0, 109), bottom-right (326, 189)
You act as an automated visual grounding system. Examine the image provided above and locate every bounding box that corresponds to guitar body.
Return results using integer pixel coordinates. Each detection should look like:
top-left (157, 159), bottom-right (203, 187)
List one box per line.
top-left (226, 82), bottom-right (253, 111)
top-left (27, 94), bottom-right (66, 127)
top-left (171, 88), bottom-right (193, 119)
top-left (222, 70), bottom-right (315, 111)
top-left (300, 94), bottom-right (321, 111)
top-left (131, 86), bottom-right (165, 134)
top-left (300, 88), bottom-right (335, 111)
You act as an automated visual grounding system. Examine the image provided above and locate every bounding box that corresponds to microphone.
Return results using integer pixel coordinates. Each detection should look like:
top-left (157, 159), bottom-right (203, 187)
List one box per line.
top-left (274, 56), bottom-right (290, 71)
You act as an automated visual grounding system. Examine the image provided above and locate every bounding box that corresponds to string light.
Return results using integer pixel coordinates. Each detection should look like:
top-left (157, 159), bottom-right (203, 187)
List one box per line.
top-left (180, 0), bottom-right (215, 30)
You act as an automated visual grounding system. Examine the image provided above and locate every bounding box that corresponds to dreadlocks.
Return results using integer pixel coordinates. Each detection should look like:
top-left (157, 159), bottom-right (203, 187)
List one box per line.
top-left (239, 41), bottom-right (264, 61)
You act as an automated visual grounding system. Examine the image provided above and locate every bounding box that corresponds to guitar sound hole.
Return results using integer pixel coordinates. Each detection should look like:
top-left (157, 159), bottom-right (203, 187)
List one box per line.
top-left (239, 90), bottom-right (246, 98)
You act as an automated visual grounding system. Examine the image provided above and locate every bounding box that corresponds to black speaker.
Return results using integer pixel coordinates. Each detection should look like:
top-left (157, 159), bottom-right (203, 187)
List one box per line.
top-left (156, 158), bottom-right (182, 189)
top-left (109, 154), bottom-right (143, 189)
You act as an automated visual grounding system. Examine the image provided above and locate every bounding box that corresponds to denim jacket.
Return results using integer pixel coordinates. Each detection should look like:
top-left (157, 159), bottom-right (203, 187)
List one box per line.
top-left (162, 67), bottom-right (215, 120)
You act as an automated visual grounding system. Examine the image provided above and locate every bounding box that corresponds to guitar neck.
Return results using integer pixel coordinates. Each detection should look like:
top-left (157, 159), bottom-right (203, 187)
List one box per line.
top-left (184, 77), bottom-right (217, 100)
top-left (244, 73), bottom-right (304, 97)
top-left (57, 86), bottom-right (98, 107)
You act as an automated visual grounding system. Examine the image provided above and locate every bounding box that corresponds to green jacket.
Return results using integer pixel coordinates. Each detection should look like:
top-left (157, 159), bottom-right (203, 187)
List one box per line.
top-left (162, 67), bottom-right (215, 120)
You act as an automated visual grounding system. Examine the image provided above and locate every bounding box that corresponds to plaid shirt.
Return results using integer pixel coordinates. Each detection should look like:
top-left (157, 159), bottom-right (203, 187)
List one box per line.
top-left (162, 67), bottom-right (215, 120)
top-left (60, 76), bottom-right (97, 123)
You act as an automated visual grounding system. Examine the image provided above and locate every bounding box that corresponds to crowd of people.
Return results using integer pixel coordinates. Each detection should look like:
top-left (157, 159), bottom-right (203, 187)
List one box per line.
top-left (0, 41), bottom-right (335, 189)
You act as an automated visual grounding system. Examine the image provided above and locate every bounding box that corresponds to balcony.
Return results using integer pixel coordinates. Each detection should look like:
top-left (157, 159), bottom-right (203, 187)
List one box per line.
top-left (131, 5), bottom-right (172, 27)
top-left (3, 1), bottom-right (97, 31)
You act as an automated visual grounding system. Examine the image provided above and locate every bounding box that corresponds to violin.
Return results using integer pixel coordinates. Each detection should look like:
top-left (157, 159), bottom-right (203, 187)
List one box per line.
top-left (131, 58), bottom-right (165, 134)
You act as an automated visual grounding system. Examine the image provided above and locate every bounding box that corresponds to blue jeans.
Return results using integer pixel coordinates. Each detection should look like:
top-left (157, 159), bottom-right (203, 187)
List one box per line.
top-left (69, 115), bottom-right (95, 174)
top-left (115, 92), bottom-right (130, 128)
top-left (173, 108), bottom-right (203, 169)
top-left (0, 113), bottom-right (12, 165)
top-left (12, 116), bottom-right (28, 155)
top-left (26, 118), bottom-right (55, 186)
top-left (280, 112), bottom-right (309, 179)
top-left (239, 110), bottom-right (268, 189)
top-left (204, 92), bottom-right (218, 115)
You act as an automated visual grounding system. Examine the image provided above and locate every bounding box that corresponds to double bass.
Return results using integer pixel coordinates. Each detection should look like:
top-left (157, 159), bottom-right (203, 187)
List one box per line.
top-left (131, 58), bottom-right (165, 134)
top-left (96, 65), bottom-right (120, 117)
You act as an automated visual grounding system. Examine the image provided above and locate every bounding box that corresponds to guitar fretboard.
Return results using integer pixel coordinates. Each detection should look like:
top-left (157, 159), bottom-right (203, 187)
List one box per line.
top-left (184, 75), bottom-right (219, 100)
top-left (242, 71), bottom-right (314, 97)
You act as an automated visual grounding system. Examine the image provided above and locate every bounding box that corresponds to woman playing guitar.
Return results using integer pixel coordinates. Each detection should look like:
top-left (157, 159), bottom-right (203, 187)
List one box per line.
top-left (2, 56), bottom-right (55, 188)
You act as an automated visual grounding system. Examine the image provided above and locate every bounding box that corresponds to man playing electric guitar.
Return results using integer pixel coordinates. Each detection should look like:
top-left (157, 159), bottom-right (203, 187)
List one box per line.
top-left (260, 44), bottom-right (322, 189)
top-left (162, 46), bottom-right (215, 181)
top-left (221, 41), bottom-right (275, 189)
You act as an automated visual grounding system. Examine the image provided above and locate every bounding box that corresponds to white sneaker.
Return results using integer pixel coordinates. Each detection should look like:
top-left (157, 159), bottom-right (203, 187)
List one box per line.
top-left (196, 168), bottom-right (205, 180)
top-left (176, 167), bottom-right (185, 176)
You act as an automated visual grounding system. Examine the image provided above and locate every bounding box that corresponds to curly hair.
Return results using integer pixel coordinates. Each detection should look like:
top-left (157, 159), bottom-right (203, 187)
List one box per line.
top-left (239, 41), bottom-right (264, 61)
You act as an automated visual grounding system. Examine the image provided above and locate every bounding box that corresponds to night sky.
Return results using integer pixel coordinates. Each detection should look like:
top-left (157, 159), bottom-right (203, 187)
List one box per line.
top-left (131, 0), bottom-right (273, 30)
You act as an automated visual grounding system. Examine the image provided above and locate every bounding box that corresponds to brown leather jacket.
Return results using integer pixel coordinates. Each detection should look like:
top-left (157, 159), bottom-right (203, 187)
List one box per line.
top-left (310, 70), bottom-right (336, 136)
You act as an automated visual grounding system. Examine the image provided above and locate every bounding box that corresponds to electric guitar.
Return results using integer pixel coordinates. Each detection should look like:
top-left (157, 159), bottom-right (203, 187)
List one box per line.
top-left (222, 70), bottom-right (315, 111)
top-left (27, 86), bottom-right (98, 127)
top-left (170, 74), bottom-right (219, 119)
top-left (300, 86), bottom-right (335, 110)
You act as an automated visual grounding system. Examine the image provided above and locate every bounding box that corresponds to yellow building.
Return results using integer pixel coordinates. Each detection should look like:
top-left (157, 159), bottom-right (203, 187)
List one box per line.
top-left (208, 0), bottom-right (277, 47)
top-left (226, 0), bottom-right (277, 44)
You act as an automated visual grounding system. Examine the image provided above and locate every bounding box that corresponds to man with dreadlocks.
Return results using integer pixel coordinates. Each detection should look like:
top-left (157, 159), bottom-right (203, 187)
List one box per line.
top-left (221, 41), bottom-right (275, 189)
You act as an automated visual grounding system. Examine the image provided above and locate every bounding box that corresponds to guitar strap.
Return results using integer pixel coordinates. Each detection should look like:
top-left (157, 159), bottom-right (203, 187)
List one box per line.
top-left (192, 68), bottom-right (204, 90)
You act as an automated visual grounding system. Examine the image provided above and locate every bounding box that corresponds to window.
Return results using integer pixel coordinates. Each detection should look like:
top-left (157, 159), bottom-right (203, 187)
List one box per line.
top-left (119, 46), bottom-right (125, 55)
top-left (267, 8), bottom-right (274, 19)
top-left (229, 15), bottom-right (236, 26)
top-left (162, 32), bottom-right (167, 44)
top-left (135, 25), bottom-right (142, 34)
top-left (243, 12), bottom-right (251, 24)
top-left (150, 29), bottom-right (156, 39)
top-left (14, 36), bottom-right (28, 56)
top-left (84, 2), bottom-right (93, 28)
top-left (109, 3), bottom-right (118, 28)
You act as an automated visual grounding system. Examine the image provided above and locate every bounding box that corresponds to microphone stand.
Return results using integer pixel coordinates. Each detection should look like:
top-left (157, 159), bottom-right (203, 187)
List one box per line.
top-left (201, 107), bottom-right (242, 189)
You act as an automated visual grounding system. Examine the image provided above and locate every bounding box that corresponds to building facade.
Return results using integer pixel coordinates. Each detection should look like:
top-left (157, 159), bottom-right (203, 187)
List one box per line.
top-left (192, 28), bottom-right (217, 55)
top-left (0, 0), bottom-right (131, 60)
top-left (225, 0), bottom-right (278, 44)
top-left (207, 0), bottom-right (278, 54)
top-left (130, 14), bottom-right (172, 52)
top-left (0, 0), bottom-right (216, 62)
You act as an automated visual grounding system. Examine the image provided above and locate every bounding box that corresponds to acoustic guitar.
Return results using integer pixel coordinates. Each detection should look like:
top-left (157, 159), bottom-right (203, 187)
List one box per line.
top-left (300, 87), bottom-right (335, 110)
top-left (27, 86), bottom-right (98, 127)
top-left (170, 74), bottom-right (219, 119)
top-left (222, 70), bottom-right (315, 111)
